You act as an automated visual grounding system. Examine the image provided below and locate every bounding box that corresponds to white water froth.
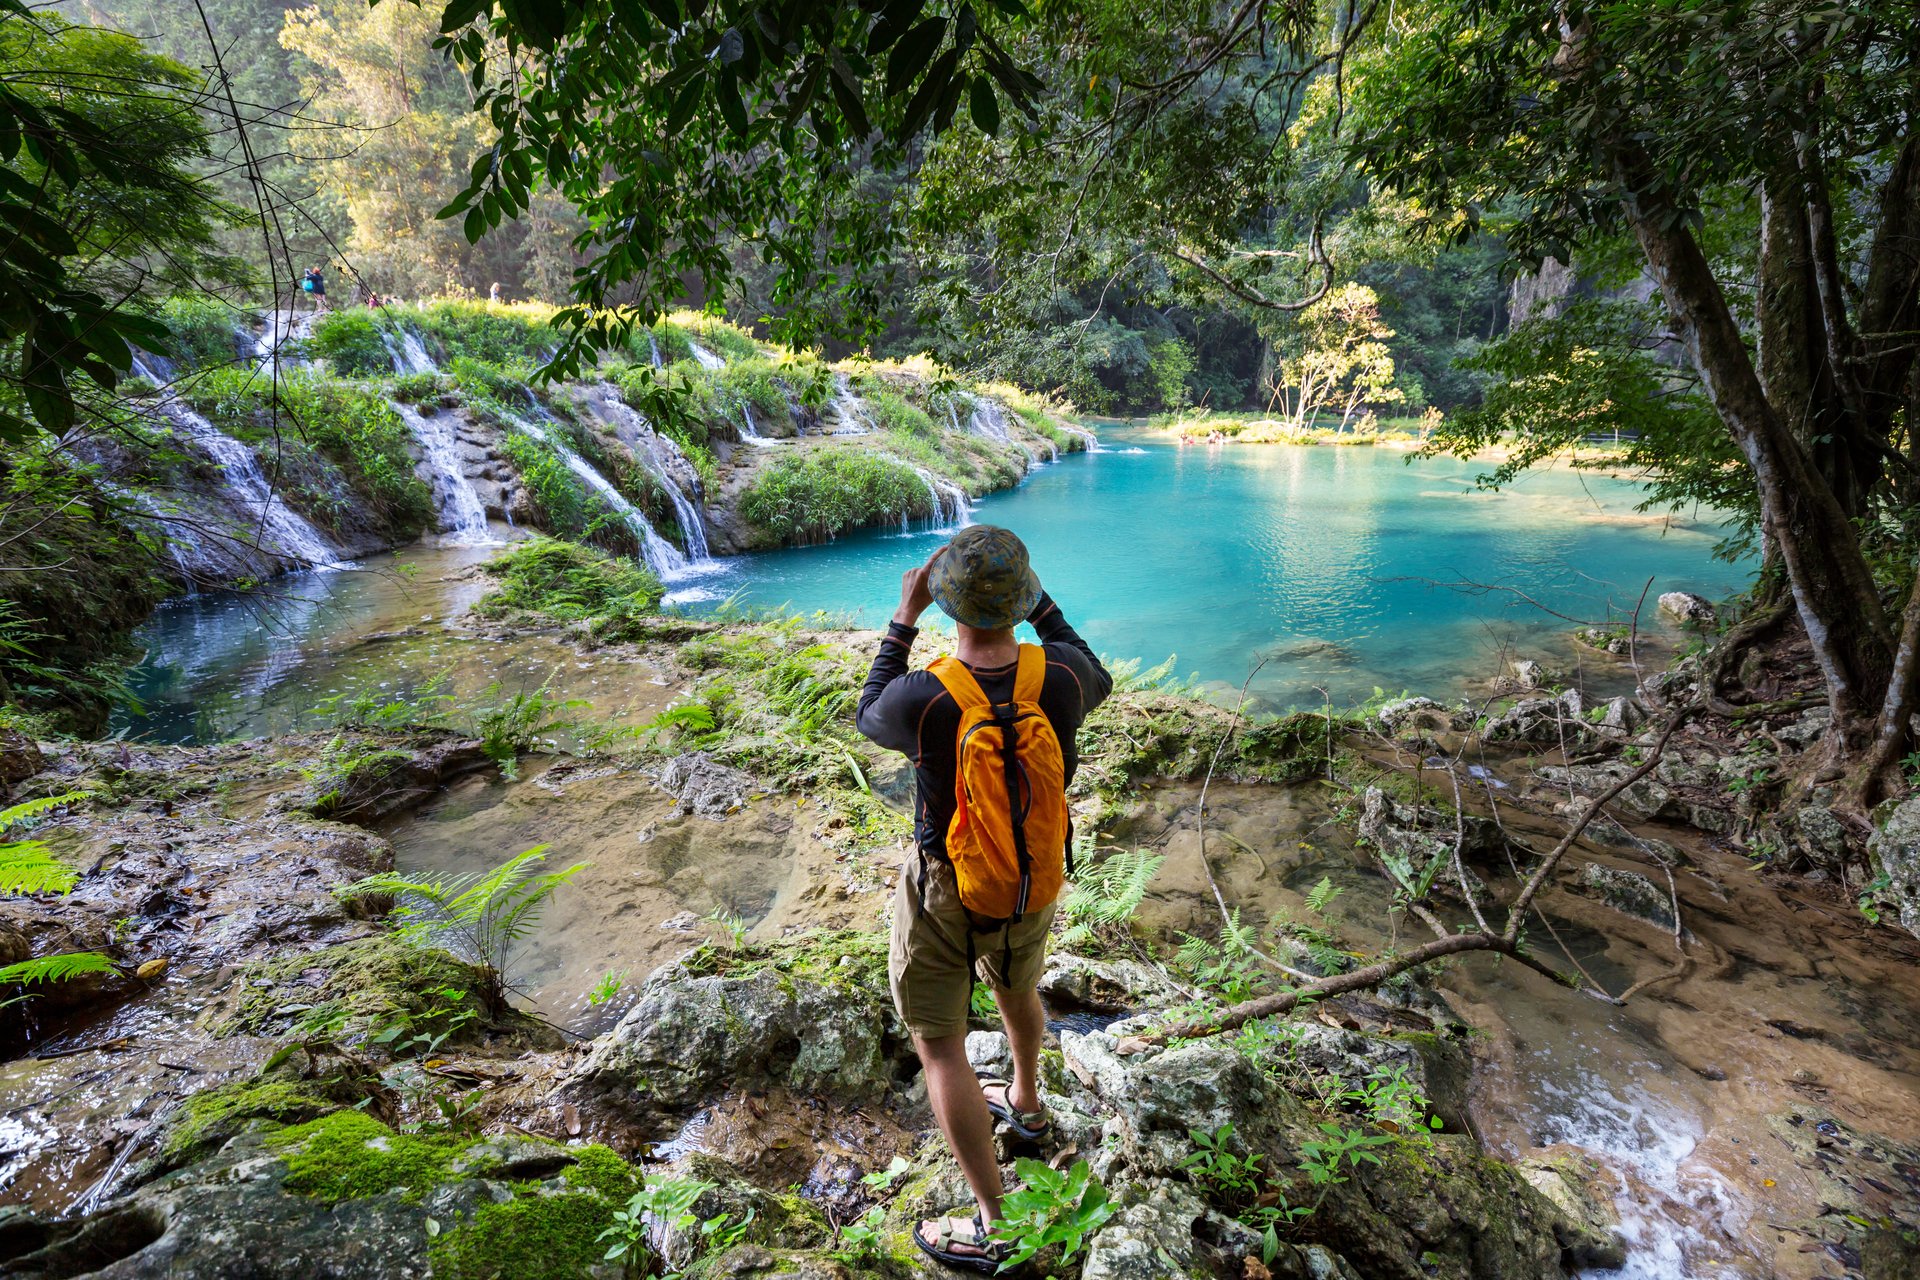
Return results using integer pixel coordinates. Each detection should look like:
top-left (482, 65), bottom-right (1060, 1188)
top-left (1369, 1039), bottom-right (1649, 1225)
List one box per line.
top-left (900, 463), bottom-right (971, 534)
top-left (129, 350), bottom-right (176, 385)
top-left (735, 404), bottom-right (780, 447)
top-left (1118, 446), bottom-right (1149, 455)
top-left (1523, 1052), bottom-right (1746, 1279)
top-left (390, 401), bottom-right (491, 543)
top-left (162, 403), bottom-right (343, 570)
top-left (249, 311), bottom-right (312, 370)
top-left (687, 339), bottom-right (726, 371)
top-left (1059, 422), bottom-right (1104, 453)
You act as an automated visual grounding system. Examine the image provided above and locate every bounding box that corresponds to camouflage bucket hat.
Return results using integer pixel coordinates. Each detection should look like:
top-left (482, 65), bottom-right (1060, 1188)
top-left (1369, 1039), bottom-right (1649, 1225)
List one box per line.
top-left (929, 525), bottom-right (1042, 631)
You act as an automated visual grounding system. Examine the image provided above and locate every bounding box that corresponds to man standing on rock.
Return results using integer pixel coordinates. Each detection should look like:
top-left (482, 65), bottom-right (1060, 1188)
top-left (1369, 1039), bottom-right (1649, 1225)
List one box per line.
top-left (856, 524), bottom-right (1112, 1272)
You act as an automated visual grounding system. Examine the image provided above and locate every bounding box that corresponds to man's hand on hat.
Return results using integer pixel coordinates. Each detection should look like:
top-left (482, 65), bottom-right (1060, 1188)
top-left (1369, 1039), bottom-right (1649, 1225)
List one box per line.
top-left (895, 547), bottom-right (944, 627)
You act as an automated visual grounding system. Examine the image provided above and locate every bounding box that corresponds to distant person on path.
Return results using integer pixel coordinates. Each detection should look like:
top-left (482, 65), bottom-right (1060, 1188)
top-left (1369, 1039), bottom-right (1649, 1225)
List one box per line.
top-left (489, 281), bottom-right (502, 304)
top-left (856, 525), bottom-right (1112, 1272)
top-left (301, 265), bottom-right (328, 313)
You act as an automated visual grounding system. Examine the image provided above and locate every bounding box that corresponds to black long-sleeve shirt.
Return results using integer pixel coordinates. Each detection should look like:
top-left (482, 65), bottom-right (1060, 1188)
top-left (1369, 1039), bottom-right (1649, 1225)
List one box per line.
top-left (855, 593), bottom-right (1113, 860)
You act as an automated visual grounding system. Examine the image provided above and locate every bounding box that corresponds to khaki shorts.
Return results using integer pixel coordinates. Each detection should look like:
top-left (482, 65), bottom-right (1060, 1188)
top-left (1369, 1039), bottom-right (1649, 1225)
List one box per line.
top-left (889, 852), bottom-right (1055, 1041)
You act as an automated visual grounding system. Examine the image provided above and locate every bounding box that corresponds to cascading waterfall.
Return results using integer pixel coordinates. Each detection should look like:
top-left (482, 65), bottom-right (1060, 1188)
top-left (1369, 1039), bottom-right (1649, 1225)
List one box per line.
top-left (506, 405), bottom-right (689, 578)
top-left (828, 374), bottom-right (873, 435)
top-left (129, 350), bottom-right (176, 385)
top-left (734, 402), bottom-right (782, 448)
top-left (585, 391), bottom-right (716, 564)
top-left (649, 451), bottom-right (710, 564)
top-left (248, 310), bottom-right (307, 370)
top-left (899, 463), bottom-right (970, 532)
top-left (160, 402), bottom-right (342, 569)
top-left (1058, 421), bottom-right (1103, 453)
top-left (389, 400), bottom-right (490, 543)
top-left (112, 485), bottom-right (223, 581)
top-left (386, 328), bottom-right (436, 376)
top-left (648, 334), bottom-right (664, 368)
top-left (965, 398), bottom-right (1008, 442)
top-left (687, 339), bottom-right (726, 371)
top-left (966, 398), bottom-right (1041, 466)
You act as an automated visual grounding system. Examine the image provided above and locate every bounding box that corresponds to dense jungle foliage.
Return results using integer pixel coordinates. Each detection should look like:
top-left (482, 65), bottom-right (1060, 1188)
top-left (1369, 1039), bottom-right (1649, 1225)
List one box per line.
top-left (1, 0), bottom-right (1916, 797)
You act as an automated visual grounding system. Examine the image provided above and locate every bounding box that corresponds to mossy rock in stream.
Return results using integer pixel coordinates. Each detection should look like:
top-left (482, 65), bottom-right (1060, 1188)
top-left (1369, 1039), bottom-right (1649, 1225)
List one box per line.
top-left (1056, 1030), bottom-right (1608, 1279)
top-left (154, 1045), bottom-right (386, 1171)
top-left (225, 935), bottom-right (559, 1051)
top-left (1076, 693), bottom-right (1339, 794)
top-left (0, 1113), bottom-right (641, 1280)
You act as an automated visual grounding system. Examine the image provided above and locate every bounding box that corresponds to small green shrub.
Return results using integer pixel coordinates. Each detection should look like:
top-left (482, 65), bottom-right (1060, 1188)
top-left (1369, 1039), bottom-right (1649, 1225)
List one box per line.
top-left (678, 313), bottom-right (760, 361)
top-left (474, 538), bottom-right (664, 623)
top-left (863, 384), bottom-right (937, 438)
top-left (391, 371), bottom-right (443, 402)
top-left (645, 321), bottom-right (694, 365)
top-left (989, 1158), bottom-right (1115, 1269)
top-left (308, 310), bottom-right (393, 377)
top-left (414, 301), bottom-right (556, 366)
top-left (277, 379), bottom-right (433, 530)
top-left (1179, 1123), bottom-right (1265, 1209)
top-left (446, 355), bottom-right (529, 404)
top-left (712, 358), bottom-right (792, 423)
top-left (738, 448), bottom-right (927, 545)
top-left (159, 294), bottom-right (241, 371)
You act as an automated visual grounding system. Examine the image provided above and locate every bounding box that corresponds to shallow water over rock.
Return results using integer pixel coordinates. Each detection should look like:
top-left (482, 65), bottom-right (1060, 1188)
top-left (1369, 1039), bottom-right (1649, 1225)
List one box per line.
top-left (1108, 773), bottom-right (1920, 1279)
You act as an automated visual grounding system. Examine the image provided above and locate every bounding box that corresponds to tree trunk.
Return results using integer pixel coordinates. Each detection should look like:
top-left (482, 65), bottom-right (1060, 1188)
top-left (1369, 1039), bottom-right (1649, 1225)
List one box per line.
top-left (1863, 569), bottom-right (1920, 804)
top-left (1796, 133), bottom-right (1889, 512)
top-left (1858, 132), bottom-right (1920, 418)
top-left (1610, 139), bottom-right (1893, 741)
top-left (1758, 169), bottom-right (1872, 515)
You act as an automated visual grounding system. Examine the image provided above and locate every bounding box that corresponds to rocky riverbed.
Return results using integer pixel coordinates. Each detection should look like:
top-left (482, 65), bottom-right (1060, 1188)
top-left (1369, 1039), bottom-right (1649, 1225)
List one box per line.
top-left (2, 606), bottom-right (1919, 1279)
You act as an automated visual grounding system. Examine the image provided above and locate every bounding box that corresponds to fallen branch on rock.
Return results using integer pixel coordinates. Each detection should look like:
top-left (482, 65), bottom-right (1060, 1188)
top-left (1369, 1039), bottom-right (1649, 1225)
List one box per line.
top-left (1138, 701), bottom-right (1702, 1046)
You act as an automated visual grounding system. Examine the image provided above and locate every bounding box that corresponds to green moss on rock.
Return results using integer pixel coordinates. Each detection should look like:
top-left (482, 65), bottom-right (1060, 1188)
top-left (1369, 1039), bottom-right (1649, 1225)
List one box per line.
top-left (428, 1186), bottom-right (625, 1280)
top-left (271, 1110), bottom-right (469, 1202)
top-left (160, 1060), bottom-right (374, 1166)
top-left (226, 934), bottom-right (497, 1046)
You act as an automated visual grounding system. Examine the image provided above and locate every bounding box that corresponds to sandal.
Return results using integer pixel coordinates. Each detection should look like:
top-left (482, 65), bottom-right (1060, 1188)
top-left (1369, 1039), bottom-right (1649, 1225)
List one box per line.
top-left (914, 1212), bottom-right (1008, 1274)
top-left (977, 1073), bottom-right (1051, 1141)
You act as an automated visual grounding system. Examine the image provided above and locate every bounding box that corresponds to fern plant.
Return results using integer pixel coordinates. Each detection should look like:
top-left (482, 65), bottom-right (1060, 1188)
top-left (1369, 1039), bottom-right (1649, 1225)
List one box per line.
top-left (1059, 848), bottom-right (1164, 949)
top-left (473, 676), bottom-right (590, 779)
top-left (0, 952), bottom-right (116, 986)
top-left (336, 846), bottom-right (586, 1014)
top-left (0, 792), bottom-right (91, 896)
top-left (1175, 909), bottom-right (1262, 1001)
top-left (0, 951), bottom-right (118, 1008)
top-left (1303, 876), bottom-right (1343, 915)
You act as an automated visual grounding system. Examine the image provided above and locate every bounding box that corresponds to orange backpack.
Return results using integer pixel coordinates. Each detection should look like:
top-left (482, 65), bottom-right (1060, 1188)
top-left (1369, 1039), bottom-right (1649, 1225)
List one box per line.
top-left (926, 645), bottom-right (1070, 921)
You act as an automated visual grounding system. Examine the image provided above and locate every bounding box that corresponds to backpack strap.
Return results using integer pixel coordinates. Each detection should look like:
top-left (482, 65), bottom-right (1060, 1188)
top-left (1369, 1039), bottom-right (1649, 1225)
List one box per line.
top-left (1012, 643), bottom-right (1046, 704)
top-left (927, 654), bottom-right (988, 711)
top-left (1013, 642), bottom-right (1074, 880)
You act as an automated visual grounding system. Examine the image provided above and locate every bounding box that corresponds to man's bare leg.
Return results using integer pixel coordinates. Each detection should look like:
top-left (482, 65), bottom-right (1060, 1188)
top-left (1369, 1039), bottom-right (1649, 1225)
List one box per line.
top-left (994, 984), bottom-right (1046, 1116)
top-left (917, 1032), bottom-right (1004, 1223)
